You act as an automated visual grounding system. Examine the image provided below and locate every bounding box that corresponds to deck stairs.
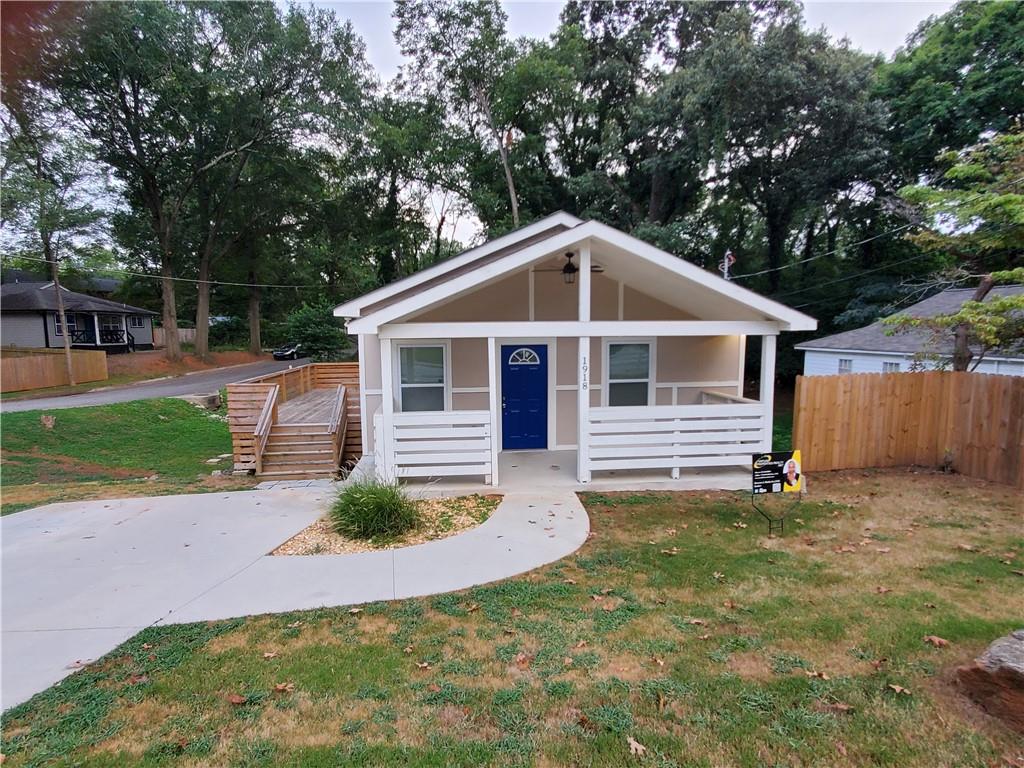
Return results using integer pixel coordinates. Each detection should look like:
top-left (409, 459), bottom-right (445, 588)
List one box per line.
top-left (258, 423), bottom-right (338, 480)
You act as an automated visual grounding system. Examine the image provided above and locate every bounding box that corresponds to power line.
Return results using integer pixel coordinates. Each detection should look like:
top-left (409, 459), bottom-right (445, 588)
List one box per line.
top-left (730, 175), bottom-right (1024, 281)
top-left (3, 253), bottom-right (321, 289)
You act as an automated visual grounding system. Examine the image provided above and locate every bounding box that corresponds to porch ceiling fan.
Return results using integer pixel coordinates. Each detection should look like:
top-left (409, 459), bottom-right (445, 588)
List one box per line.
top-left (533, 252), bottom-right (605, 284)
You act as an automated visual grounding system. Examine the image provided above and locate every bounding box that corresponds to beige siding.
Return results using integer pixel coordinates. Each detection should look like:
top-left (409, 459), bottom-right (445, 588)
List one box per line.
top-left (412, 271), bottom-right (529, 322)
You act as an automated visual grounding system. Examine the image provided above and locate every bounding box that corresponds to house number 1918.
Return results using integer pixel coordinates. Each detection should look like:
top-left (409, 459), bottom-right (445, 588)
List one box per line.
top-left (580, 355), bottom-right (589, 391)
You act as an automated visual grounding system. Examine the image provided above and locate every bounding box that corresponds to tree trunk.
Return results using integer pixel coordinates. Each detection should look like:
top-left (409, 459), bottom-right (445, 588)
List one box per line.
top-left (952, 275), bottom-right (995, 371)
top-left (433, 211), bottom-right (446, 265)
top-left (193, 253), bottom-right (212, 362)
top-left (46, 247), bottom-right (75, 386)
top-left (472, 84), bottom-right (519, 227)
top-left (159, 239), bottom-right (181, 361)
top-left (248, 263), bottom-right (262, 356)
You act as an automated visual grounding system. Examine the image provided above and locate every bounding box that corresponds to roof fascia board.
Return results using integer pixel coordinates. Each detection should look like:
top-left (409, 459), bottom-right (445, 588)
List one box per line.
top-left (583, 222), bottom-right (817, 331)
top-left (348, 220), bottom-right (817, 334)
top-left (797, 345), bottom-right (1022, 361)
top-left (334, 212), bottom-right (582, 318)
top-left (346, 225), bottom-right (596, 334)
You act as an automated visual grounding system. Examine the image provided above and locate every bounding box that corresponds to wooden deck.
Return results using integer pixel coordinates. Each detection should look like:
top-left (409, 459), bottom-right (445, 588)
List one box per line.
top-left (276, 388), bottom-right (337, 424)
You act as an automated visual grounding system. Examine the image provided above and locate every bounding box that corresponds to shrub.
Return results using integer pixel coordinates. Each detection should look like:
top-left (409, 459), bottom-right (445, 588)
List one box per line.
top-left (330, 479), bottom-right (419, 540)
top-left (283, 300), bottom-right (348, 361)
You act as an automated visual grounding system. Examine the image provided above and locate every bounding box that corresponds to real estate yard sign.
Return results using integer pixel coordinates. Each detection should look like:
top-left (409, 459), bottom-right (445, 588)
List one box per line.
top-left (752, 450), bottom-right (803, 494)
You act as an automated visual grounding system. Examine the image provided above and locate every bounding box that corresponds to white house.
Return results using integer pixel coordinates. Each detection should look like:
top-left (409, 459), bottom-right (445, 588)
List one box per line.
top-left (335, 212), bottom-right (817, 487)
top-left (796, 285), bottom-right (1024, 378)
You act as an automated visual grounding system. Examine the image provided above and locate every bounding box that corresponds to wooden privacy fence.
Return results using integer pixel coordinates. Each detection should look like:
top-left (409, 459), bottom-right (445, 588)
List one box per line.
top-left (0, 347), bottom-right (108, 392)
top-left (226, 362), bottom-right (361, 469)
top-left (153, 327), bottom-right (197, 348)
top-left (793, 372), bottom-right (1024, 489)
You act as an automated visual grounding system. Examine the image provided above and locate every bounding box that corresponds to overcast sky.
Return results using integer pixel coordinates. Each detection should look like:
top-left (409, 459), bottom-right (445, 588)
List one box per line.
top-left (322, 1), bottom-right (955, 82)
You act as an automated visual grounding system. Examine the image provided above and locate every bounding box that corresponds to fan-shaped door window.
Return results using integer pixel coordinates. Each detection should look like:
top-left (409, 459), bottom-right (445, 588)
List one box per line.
top-left (508, 348), bottom-right (541, 366)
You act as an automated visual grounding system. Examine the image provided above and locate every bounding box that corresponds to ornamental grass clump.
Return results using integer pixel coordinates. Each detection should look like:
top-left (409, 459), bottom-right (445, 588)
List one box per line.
top-left (330, 478), bottom-right (419, 540)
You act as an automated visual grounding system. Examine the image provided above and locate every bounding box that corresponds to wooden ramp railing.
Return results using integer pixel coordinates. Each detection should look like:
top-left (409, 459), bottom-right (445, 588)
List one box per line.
top-left (227, 362), bottom-right (360, 472)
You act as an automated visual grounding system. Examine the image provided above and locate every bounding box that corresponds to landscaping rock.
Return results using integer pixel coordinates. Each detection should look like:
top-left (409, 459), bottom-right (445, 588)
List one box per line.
top-left (205, 457), bottom-right (221, 464)
top-left (955, 628), bottom-right (1024, 733)
top-left (210, 470), bottom-right (222, 477)
top-left (177, 392), bottom-right (221, 410)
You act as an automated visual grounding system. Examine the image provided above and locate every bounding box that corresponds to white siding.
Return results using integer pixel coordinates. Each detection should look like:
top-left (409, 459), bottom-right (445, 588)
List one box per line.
top-left (801, 349), bottom-right (1024, 377)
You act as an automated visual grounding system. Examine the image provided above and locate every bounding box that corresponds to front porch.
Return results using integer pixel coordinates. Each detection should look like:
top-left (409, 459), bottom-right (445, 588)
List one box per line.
top-left (357, 448), bottom-right (750, 494)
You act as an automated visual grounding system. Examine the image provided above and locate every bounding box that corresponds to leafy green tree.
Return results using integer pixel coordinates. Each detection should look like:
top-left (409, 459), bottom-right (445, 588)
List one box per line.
top-left (283, 300), bottom-right (349, 361)
top-left (876, 1), bottom-right (1024, 177)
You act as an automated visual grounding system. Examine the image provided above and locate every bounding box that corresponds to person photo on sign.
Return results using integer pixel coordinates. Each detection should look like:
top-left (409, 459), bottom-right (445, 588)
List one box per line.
top-left (783, 454), bottom-right (802, 492)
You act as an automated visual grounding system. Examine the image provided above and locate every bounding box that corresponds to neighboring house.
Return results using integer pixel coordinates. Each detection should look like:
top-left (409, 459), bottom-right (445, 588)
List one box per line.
top-left (0, 282), bottom-right (157, 353)
top-left (1, 267), bottom-right (123, 298)
top-left (335, 212), bottom-right (817, 486)
top-left (796, 285), bottom-right (1024, 377)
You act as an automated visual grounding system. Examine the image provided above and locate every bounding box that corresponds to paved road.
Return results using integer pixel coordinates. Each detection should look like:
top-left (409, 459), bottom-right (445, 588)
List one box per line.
top-left (1, 487), bottom-right (589, 710)
top-left (0, 357), bottom-right (310, 413)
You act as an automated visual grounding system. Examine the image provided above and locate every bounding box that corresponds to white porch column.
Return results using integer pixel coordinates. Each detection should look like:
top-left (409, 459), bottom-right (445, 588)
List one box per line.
top-left (379, 337), bottom-right (395, 479)
top-left (487, 337), bottom-right (499, 487)
top-left (93, 314), bottom-right (101, 345)
top-left (578, 240), bottom-right (591, 321)
top-left (357, 334), bottom-right (369, 455)
top-left (759, 335), bottom-right (776, 451)
top-left (577, 336), bottom-right (591, 483)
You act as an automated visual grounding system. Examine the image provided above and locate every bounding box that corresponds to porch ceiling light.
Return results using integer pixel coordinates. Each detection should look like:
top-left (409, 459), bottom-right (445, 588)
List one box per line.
top-left (562, 252), bottom-right (578, 285)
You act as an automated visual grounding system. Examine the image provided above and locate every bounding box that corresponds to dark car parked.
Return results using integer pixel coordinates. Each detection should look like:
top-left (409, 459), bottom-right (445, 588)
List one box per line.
top-left (272, 342), bottom-right (304, 360)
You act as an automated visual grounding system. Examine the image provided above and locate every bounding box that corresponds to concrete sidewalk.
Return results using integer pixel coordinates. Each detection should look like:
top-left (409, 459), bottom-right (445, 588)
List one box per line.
top-left (162, 491), bottom-right (589, 623)
top-left (2, 488), bottom-right (588, 710)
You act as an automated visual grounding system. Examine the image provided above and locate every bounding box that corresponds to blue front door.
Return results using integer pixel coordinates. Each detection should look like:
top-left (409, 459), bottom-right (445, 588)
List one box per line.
top-left (501, 344), bottom-right (548, 450)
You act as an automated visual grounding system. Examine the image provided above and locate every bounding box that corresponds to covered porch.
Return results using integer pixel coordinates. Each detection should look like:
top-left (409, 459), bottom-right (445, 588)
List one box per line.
top-left (369, 323), bottom-right (777, 488)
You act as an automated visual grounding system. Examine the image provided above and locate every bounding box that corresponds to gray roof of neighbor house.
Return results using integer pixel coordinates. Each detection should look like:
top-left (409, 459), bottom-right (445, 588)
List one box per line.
top-left (1, 267), bottom-right (123, 294)
top-left (795, 285), bottom-right (1024, 359)
top-left (0, 282), bottom-right (157, 316)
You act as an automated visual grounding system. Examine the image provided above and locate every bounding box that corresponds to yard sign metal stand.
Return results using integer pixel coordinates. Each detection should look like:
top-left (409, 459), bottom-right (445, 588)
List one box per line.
top-left (750, 450), bottom-right (804, 536)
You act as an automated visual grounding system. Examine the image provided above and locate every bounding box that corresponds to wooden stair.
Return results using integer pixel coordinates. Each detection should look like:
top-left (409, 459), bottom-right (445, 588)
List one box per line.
top-left (257, 423), bottom-right (339, 480)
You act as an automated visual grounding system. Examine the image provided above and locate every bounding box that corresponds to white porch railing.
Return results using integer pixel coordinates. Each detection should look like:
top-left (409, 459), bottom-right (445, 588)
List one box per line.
top-left (373, 409), bottom-right (493, 481)
top-left (586, 401), bottom-right (767, 476)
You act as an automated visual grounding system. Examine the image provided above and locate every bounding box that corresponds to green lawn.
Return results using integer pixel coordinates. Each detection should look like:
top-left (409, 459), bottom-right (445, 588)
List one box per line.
top-left (3, 472), bottom-right (1021, 766)
top-left (0, 398), bottom-right (252, 515)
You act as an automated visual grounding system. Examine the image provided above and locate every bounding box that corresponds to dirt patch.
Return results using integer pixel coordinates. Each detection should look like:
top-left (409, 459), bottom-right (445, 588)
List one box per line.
top-left (727, 651), bottom-right (774, 680)
top-left (105, 350), bottom-right (268, 378)
top-left (271, 495), bottom-right (500, 556)
top-left (2, 449), bottom-right (145, 483)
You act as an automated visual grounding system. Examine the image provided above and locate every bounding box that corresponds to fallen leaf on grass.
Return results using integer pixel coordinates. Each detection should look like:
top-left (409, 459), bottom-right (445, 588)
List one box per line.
top-left (923, 635), bottom-right (950, 648)
top-left (833, 545), bottom-right (857, 554)
top-left (627, 735), bottom-right (647, 757)
top-left (348, 607), bottom-right (362, 615)
top-left (870, 658), bottom-right (888, 670)
top-left (666, 528), bottom-right (677, 536)
top-left (600, 588), bottom-right (614, 595)
top-left (514, 652), bottom-right (532, 669)
top-left (887, 684), bottom-right (911, 696)
top-left (875, 586), bottom-right (892, 594)
top-left (923, 603), bottom-right (937, 609)
top-left (286, 621), bottom-right (303, 629)
top-left (563, 578), bottom-right (577, 585)
top-left (416, 661), bottom-right (431, 670)
top-left (652, 657), bottom-right (665, 667)
top-left (428, 683), bottom-right (442, 693)
top-left (602, 603), bottom-right (616, 612)
top-left (697, 634), bottom-right (711, 640)
top-left (403, 646), bottom-right (413, 654)
top-left (733, 522), bottom-right (748, 529)
top-left (712, 571), bottom-right (725, 581)
top-left (273, 682), bottom-right (294, 693)
top-left (836, 741), bottom-right (848, 756)
top-left (467, 603), bottom-right (480, 613)
top-left (723, 599), bottom-right (737, 609)
top-left (661, 547), bottom-right (679, 556)
top-left (141, 643), bottom-right (153, 650)
top-left (262, 652), bottom-right (278, 660)
top-left (956, 543), bottom-right (976, 552)
top-left (127, 674), bottom-right (149, 685)
top-left (688, 618), bottom-right (707, 626)
top-left (575, 639), bottom-right (588, 649)
top-left (804, 670), bottom-right (831, 680)
top-left (563, 657), bottom-right (574, 666)
top-left (227, 694), bottom-right (247, 706)
top-left (875, 547), bottom-right (891, 554)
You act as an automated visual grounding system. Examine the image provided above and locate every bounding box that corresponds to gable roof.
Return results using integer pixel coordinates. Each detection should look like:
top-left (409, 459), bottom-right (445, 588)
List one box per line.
top-left (0, 282), bottom-right (157, 316)
top-left (335, 212), bottom-right (582, 319)
top-left (338, 216), bottom-right (817, 333)
top-left (795, 285), bottom-right (1024, 359)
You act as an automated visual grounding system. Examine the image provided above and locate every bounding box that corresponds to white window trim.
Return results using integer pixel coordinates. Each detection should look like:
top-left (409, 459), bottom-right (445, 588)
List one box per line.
top-left (838, 358), bottom-right (852, 374)
top-left (100, 314), bottom-right (122, 331)
top-left (882, 361), bottom-right (901, 373)
top-left (601, 337), bottom-right (656, 407)
top-left (53, 312), bottom-right (78, 336)
top-left (129, 315), bottom-right (145, 328)
top-left (393, 340), bottom-right (451, 412)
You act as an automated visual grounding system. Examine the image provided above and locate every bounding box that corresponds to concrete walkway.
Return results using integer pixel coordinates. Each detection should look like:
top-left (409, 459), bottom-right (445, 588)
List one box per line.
top-left (1, 487), bottom-right (588, 710)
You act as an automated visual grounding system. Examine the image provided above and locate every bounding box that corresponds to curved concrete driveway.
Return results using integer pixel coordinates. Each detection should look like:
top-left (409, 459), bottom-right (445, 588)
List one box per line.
top-left (0, 357), bottom-right (310, 413)
top-left (1, 488), bottom-right (588, 709)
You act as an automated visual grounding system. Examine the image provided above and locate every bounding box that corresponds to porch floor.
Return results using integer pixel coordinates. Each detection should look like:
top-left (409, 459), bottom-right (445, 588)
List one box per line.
top-left (364, 450), bottom-right (750, 495)
top-left (276, 388), bottom-right (336, 424)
